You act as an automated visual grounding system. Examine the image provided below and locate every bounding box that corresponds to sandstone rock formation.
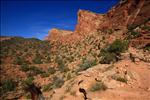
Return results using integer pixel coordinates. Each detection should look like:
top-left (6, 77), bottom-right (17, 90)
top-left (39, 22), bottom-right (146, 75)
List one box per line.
top-left (106, 0), bottom-right (150, 29)
top-left (45, 28), bottom-right (73, 42)
top-left (75, 10), bottom-right (106, 35)
top-left (45, 0), bottom-right (150, 48)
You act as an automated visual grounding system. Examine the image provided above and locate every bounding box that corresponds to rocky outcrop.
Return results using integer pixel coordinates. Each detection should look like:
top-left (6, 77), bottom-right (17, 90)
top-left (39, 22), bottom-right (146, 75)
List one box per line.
top-left (75, 10), bottom-right (106, 35)
top-left (130, 20), bottom-right (150, 48)
top-left (45, 28), bottom-right (73, 42)
top-left (75, 0), bottom-right (150, 34)
top-left (45, 0), bottom-right (150, 48)
top-left (107, 0), bottom-right (150, 29)
top-left (129, 47), bottom-right (150, 62)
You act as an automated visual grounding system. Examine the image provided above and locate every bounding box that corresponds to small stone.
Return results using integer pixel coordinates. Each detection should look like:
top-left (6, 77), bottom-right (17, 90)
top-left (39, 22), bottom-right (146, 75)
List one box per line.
top-left (125, 64), bottom-right (128, 67)
top-left (135, 58), bottom-right (140, 62)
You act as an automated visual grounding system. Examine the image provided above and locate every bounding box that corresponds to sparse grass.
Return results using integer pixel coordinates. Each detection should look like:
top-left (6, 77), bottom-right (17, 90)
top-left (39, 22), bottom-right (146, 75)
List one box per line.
top-left (65, 82), bottom-right (74, 93)
top-left (65, 86), bottom-right (71, 93)
top-left (112, 75), bottom-right (127, 83)
top-left (53, 76), bottom-right (64, 88)
top-left (29, 66), bottom-right (44, 75)
top-left (104, 65), bottom-right (114, 72)
top-left (66, 72), bottom-right (72, 80)
top-left (90, 82), bottom-right (107, 92)
top-left (70, 91), bottom-right (76, 96)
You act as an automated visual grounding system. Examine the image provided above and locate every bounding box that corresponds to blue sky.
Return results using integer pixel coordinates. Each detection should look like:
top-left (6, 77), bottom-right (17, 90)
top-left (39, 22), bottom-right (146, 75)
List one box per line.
top-left (1, 0), bottom-right (119, 40)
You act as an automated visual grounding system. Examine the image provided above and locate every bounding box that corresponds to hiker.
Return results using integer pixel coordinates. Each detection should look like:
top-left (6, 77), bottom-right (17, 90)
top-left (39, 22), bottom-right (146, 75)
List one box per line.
top-left (25, 83), bottom-right (45, 100)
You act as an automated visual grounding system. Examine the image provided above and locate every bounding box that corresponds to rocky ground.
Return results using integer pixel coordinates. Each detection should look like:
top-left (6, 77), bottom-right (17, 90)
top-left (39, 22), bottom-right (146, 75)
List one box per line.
top-left (42, 47), bottom-right (150, 100)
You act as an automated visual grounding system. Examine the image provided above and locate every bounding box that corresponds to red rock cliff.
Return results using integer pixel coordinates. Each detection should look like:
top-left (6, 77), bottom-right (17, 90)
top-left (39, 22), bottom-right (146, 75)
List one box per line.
top-left (74, 10), bottom-right (106, 35)
top-left (45, 0), bottom-right (150, 42)
top-left (75, 0), bottom-right (150, 34)
top-left (45, 28), bottom-right (73, 42)
top-left (106, 0), bottom-right (150, 29)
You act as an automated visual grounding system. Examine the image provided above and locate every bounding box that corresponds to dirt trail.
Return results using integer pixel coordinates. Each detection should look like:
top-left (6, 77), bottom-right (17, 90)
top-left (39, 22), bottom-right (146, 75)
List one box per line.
top-left (94, 60), bottom-right (150, 100)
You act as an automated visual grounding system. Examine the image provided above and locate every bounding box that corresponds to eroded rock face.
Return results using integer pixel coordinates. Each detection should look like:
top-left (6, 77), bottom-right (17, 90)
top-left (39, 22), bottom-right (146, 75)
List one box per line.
top-left (75, 0), bottom-right (150, 34)
top-left (75, 10), bottom-right (106, 35)
top-left (45, 0), bottom-right (150, 48)
top-left (45, 28), bottom-right (73, 42)
top-left (106, 0), bottom-right (150, 29)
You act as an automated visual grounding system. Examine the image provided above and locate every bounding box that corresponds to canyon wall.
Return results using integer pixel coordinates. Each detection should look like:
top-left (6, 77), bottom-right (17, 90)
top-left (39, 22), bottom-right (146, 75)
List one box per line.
top-left (45, 0), bottom-right (150, 47)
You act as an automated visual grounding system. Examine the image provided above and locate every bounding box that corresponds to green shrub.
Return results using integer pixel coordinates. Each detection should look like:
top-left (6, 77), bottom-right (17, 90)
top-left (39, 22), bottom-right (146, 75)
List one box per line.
top-left (144, 44), bottom-right (150, 51)
top-left (107, 39), bottom-right (128, 53)
top-left (130, 31), bottom-right (140, 38)
top-left (46, 56), bottom-right (51, 63)
top-left (100, 40), bottom-right (128, 64)
top-left (48, 67), bottom-right (56, 74)
top-left (21, 64), bottom-right (30, 72)
top-left (41, 73), bottom-right (49, 78)
top-left (90, 82), bottom-right (107, 92)
top-left (77, 59), bottom-right (97, 72)
top-left (1, 79), bottom-right (16, 93)
top-left (30, 66), bottom-right (44, 75)
top-left (14, 56), bottom-right (28, 65)
top-left (0, 37), bottom-right (51, 65)
top-left (26, 93), bottom-right (31, 99)
top-left (127, 25), bottom-right (136, 30)
top-left (141, 25), bottom-right (150, 31)
top-left (33, 57), bottom-right (42, 64)
top-left (66, 73), bottom-right (72, 80)
top-left (56, 58), bottom-right (69, 72)
top-left (23, 77), bottom-right (34, 85)
top-left (116, 77), bottom-right (127, 83)
top-left (100, 51), bottom-right (117, 64)
top-left (32, 54), bottom-right (42, 64)
top-left (107, 29), bottom-right (113, 34)
top-left (43, 83), bottom-right (53, 91)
